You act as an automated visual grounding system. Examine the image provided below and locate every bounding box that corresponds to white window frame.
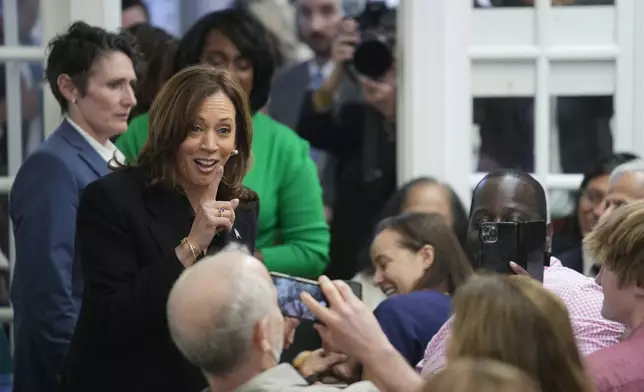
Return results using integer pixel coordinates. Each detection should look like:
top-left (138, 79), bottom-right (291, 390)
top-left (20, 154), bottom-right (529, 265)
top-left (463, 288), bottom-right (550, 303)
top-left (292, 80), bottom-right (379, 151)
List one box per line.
top-left (398, 0), bottom-right (644, 208)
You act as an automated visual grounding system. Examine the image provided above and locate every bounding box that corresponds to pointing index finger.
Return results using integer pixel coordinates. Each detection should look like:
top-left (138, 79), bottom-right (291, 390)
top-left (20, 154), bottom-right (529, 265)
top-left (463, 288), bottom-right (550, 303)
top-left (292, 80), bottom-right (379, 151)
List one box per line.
top-left (204, 164), bottom-right (224, 201)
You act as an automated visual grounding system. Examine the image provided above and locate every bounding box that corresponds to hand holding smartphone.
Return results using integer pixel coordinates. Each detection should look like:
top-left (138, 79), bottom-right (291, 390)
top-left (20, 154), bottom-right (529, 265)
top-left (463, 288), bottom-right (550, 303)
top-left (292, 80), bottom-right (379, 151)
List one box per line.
top-left (478, 221), bottom-right (547, 282)
top-left (271, 272), bottom-right (327, 322)
top-left (270, 273), bottom-right (363, 322)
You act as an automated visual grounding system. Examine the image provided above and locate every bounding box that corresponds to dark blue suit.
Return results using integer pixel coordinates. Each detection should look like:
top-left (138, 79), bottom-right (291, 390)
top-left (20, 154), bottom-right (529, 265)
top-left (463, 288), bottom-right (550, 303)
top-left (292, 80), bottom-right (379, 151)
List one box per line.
top-left (10, 119), bottom-right (110, 392)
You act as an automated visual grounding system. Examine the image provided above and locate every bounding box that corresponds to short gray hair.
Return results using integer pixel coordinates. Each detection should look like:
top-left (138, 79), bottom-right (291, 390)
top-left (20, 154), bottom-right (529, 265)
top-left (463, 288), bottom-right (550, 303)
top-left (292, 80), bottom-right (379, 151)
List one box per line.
top-left (220, 242), bottom-right (251, 255)
top-left (610, 159), bottom-right (644, 185)
top-left (168, 249), bottom-right (273, 376)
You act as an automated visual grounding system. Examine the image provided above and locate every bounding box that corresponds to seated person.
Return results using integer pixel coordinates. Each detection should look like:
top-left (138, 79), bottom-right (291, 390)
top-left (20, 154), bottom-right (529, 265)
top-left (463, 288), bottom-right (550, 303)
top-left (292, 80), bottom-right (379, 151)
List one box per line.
top-left (299, 273), bottom-right (594, 392)
top-left (422, 359), bottom-right (541, 392)
top-left (369, 212), bottom-right (472, 366)
top-left (552, 153), bottom-right (637, 273)
top-left (418, 170), bottom-right (624, 376)
top-left (444, 275), bottom-right (594, 392)
top-left (354, 177), bottom-right (470, 310)
top-left (167, 245), bottom-right (380, 392)
top-left (584, 201), bottom-right (644, 392)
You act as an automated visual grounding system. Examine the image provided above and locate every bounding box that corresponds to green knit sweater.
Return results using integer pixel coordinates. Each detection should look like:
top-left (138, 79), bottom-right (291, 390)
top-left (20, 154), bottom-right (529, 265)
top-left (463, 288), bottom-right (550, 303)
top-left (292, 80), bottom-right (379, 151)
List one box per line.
top-left (116, 112), bottom-right (330, 278)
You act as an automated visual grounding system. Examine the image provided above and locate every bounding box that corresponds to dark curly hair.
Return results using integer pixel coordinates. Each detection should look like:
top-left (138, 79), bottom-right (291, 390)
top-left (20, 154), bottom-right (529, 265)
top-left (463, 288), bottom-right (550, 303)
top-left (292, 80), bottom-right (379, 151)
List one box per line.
top-left (173, 8), bottom-right (275, 114)
top-left (45, 21), bottom-right (141, 113)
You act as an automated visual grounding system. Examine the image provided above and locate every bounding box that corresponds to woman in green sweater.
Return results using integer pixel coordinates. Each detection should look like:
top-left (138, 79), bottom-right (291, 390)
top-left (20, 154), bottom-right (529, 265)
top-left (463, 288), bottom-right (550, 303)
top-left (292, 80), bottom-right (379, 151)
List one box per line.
top-left (117, 9), bottom-right (329, 279)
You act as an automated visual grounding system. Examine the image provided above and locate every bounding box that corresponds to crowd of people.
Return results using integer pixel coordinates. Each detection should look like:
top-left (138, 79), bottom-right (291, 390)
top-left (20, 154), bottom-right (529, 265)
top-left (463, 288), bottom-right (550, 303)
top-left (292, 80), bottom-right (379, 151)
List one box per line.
top-left (3, 0), bottom-right (644, 392)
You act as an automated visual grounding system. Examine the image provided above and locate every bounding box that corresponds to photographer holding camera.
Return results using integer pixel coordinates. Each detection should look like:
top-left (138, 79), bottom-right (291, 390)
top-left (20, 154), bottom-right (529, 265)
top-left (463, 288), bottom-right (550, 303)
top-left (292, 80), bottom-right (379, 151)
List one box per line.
top-left (295, 2), bottom-right (398, 280)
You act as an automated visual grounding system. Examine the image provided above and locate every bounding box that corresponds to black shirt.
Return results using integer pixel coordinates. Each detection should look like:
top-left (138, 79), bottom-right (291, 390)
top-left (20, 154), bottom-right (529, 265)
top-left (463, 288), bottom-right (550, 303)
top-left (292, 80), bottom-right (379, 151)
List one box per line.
top-left (297, 93), bottom-right (397, 280)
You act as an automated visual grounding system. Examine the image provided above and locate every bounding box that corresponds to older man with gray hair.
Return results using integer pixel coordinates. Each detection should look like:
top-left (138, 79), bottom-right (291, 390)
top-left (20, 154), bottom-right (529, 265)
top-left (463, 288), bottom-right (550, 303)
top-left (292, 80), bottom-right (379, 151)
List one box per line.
top-left (167, 244), bottom-right (379, 392)
top-left (603, 158), bottom-right (644, 215)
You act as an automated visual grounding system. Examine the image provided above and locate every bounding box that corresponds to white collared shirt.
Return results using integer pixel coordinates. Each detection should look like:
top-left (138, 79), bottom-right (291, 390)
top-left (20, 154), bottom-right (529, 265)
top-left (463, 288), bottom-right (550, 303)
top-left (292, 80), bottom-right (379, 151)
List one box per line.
top-left (66, 116), bottom-right (125, 164)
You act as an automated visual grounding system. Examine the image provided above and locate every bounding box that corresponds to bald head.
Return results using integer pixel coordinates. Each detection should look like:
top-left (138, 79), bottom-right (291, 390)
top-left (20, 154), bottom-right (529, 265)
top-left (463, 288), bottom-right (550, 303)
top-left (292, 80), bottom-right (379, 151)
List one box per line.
top-left (467, 171), bottom-right (551, 257)
top-left (167, 246), bottom-right (273, 376)
top-left (471, 170), bottom-right (548, 221)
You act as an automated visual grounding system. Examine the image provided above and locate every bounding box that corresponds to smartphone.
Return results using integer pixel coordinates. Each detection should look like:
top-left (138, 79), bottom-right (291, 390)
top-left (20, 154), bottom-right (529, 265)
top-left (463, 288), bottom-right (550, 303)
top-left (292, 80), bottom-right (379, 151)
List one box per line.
top-left (478, 222), bottom-right (520, 275)
top-left (519, 220), bottom-right (547, 282)
top-left (478, 221), bottom-right (547, 282)
top-left (271, 272), bottom-right (327, 322)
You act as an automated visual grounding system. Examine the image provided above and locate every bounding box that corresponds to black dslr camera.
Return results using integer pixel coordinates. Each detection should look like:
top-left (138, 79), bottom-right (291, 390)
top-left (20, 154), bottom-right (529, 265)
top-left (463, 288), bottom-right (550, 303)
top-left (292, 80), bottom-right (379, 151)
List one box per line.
top-left (342, 0), bottom-right (396, 80)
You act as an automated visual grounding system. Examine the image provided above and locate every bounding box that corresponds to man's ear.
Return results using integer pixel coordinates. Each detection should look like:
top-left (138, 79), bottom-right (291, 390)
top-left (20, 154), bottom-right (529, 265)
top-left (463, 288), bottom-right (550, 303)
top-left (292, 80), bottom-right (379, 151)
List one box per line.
top-left (545, 222), bottom-right (553, 252)
top-left (254, 318), bottom-right (271, 352)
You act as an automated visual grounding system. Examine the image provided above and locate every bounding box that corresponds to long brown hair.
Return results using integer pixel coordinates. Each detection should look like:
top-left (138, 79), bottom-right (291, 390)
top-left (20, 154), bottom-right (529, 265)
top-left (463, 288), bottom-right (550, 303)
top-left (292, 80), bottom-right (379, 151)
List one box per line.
top-left (133, 65), bottom-right (255, 202)
top-left (422, 358), bottom-right (541, 392)
top-left (374, 212), bottom-right (473, 295)
top-left (448, 275), bottom-right (594, 392)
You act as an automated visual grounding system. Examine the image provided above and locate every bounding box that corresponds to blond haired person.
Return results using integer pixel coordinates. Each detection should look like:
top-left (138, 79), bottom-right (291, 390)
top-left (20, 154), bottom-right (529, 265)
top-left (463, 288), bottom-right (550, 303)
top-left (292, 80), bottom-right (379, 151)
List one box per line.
top-left (584, 200), bottom-right (644, 392)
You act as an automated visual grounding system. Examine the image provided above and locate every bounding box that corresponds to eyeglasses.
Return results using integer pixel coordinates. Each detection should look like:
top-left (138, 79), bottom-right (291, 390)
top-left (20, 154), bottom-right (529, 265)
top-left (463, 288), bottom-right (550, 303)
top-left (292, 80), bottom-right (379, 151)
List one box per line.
top-left (581, 188), bottom-right (606, 206)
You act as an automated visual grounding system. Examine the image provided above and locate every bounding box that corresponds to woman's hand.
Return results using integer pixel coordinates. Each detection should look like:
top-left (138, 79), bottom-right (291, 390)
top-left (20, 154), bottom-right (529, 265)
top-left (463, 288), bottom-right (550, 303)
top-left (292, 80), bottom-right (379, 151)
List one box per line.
top-left (187, 164), bottom-right (239, 253)
top-left (296, 348), bottom-right (348, 378)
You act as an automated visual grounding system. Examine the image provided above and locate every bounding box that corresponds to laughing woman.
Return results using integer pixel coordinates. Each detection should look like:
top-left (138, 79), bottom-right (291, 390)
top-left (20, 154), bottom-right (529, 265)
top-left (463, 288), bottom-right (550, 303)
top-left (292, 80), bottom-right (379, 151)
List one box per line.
top-left (369, 212), bottom-right (472, 366)
top-left (116, 9), bottom-right (329, 279)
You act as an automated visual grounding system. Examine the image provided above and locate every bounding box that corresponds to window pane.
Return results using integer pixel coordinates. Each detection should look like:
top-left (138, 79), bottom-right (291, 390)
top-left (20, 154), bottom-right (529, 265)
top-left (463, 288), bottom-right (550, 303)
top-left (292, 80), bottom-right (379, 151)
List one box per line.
top-left (472, 96), bottom-right (535, 173)
top-left (7, 0), bottom-right (41, 46)
top-left (552, 95), bottom-right (614, 175)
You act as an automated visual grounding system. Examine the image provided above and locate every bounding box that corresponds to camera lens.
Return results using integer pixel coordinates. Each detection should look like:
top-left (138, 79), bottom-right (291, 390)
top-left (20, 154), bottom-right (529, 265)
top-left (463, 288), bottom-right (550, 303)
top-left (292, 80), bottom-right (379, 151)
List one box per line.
top-left (354, 38), bottom-right (393, 80)
top-left (489, 229), bottom-right (497, 238)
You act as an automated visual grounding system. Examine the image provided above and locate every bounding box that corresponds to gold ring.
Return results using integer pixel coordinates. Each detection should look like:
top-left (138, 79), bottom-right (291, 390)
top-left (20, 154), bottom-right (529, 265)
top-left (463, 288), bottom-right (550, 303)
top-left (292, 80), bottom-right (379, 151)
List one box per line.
top-left (219, 207), bottom-right (225, 217)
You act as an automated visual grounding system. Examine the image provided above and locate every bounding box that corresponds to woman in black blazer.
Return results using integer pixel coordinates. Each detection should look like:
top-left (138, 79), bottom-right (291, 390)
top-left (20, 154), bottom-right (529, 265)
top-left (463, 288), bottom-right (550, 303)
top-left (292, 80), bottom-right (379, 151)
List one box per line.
top-left (61, 66), bottom-right (259, 392)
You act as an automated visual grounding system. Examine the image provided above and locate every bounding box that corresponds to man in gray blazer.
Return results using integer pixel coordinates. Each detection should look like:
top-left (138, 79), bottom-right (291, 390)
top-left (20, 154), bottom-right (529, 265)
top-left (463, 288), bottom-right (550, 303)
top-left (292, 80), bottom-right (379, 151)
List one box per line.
top-left (167, 245), bottom-right (379, 392)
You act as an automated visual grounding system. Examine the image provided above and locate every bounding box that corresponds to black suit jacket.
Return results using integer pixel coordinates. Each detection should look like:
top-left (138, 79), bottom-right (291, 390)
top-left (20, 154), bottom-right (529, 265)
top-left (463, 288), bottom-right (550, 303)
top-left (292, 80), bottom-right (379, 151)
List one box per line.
top-left (60, 167), bottom-right (258, 392)
top-left (296, 92), bottom-right (397, 280)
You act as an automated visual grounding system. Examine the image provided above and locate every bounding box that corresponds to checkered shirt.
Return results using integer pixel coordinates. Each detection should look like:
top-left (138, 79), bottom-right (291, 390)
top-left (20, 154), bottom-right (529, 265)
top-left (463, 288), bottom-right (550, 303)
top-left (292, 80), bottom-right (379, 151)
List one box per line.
top-left (416, 258), bottom-right (624, 376)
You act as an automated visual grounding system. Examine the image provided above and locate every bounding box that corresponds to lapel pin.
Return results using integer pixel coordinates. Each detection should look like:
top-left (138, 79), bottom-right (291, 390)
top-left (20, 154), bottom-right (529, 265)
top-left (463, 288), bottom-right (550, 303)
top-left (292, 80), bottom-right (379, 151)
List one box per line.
top-left (234, 228), bottom-right (241, 239)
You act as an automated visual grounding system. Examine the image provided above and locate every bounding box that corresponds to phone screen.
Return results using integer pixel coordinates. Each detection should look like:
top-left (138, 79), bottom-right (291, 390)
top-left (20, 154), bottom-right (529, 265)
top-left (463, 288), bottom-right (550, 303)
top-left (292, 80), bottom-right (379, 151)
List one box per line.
top-left (271, 273), bottom-right (327, 321)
